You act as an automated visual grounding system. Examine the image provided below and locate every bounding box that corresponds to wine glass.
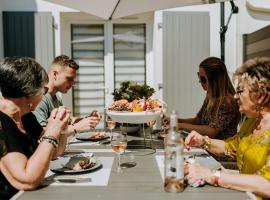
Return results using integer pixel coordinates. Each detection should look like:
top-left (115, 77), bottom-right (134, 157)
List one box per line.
top-left (106, 117), bottom-right (116, 140)
top-left (111, 132), bottom-right (127, 173)
top-left (159, 113), bottom-right (169, 137)
top-left (147, 120), bottom-right (156, 147)
top-left (147, 120), bottom-right (156, 135)
top-left (147, 120), bottom-right (156, 130)
top-left (159, 122), bottom-right (169, 140)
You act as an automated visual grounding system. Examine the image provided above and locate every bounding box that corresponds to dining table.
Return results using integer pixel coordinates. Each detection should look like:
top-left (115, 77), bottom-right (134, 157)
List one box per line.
top-left (14, 133), bottom-right (253, 200)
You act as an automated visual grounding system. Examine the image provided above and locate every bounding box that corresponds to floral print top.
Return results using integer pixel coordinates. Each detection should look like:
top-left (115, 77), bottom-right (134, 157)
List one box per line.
top-left (196, 96), bottom-right (240, 139)
top-left (224, 118), bottom-right (270, 200)
top-left (225, 118), bottom-right (270, 176)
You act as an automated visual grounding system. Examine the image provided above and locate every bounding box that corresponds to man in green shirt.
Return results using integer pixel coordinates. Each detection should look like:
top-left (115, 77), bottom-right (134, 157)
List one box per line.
top-left (33, 55), bottom-right (100, 135)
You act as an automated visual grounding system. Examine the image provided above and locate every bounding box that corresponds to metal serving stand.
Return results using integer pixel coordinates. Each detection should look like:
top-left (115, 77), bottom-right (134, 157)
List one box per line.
top-left (106, 110), bottom-right (162, 155)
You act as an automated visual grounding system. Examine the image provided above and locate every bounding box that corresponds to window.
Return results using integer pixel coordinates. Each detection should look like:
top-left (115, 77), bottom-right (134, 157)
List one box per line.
top-left (71, 24), bottom-right (105, 116)
top-left (61, 12), bottom-right (152, 118)
top-left (113, 24), bottom-right (146, 87)
top-left (71, 23), bottom-right (147, 117)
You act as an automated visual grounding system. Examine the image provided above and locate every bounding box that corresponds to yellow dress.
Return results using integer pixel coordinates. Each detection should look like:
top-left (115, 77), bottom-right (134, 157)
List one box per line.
top-left (224, 118), bottom-right (270, 199)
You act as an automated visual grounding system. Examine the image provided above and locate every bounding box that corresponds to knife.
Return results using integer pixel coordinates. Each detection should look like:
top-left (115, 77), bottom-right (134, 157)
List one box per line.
top-left (54, 176), bottom-right (92, 183)
top-left (99, 140), bottom-right (111, 145)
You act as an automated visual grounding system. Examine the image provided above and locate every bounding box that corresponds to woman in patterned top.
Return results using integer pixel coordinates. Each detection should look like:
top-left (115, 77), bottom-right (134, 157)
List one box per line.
top-left (165, 57), bottom-right (240, 139)
top-left (185, 57), bottom-right (270, 199)
top-left (0, 57), bottom-right (70, 199)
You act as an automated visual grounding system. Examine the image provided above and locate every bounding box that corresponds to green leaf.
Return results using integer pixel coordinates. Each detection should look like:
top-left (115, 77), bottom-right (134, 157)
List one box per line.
top-left (111, 81), bottom-right (155, 102)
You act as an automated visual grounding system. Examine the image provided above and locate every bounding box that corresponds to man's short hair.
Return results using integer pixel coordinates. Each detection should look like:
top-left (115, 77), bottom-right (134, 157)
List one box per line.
top-left (51, 55), bottom-right (79, 70)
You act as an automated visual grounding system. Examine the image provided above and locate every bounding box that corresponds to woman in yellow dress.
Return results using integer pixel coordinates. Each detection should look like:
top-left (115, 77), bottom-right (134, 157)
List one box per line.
top-left (184, 57), bottom-right (270, 199)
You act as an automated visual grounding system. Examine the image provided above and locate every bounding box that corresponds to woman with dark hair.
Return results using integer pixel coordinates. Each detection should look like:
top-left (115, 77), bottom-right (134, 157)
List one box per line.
top-left (185, 57), bottom-right (270, 199)
top-left (166, 57), bottom-right (240, 139)
top-left (0, 57), bottom-right (70, 198)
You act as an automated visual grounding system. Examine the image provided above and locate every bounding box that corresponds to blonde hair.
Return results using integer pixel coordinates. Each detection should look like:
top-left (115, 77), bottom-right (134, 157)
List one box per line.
top-left (51, 55), bottom-right (79, 71)
top-left (234, 57), bottom-right (270, 106)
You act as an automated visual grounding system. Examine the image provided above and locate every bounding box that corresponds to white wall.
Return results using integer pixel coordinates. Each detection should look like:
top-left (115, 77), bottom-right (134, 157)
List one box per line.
top-left (153, 2), bottom-right (237, 100)
top-left (0, 0), bottom-right (76, 59)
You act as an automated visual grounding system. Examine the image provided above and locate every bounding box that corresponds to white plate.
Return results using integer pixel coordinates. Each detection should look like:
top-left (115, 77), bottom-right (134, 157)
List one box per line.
top-left (50, 156), bottom-right (102, 174)
top-left (76, 131), bottom-right (110, 141)
top-left (107, 111), bottom-right (162, 123)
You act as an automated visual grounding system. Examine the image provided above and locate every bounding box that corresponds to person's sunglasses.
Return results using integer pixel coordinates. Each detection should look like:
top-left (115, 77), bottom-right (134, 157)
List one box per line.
top-left (197, 72), bottom-right (207, 84)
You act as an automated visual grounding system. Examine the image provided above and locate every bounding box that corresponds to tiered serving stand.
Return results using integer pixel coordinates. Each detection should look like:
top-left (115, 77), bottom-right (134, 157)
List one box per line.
top-left (106, 110), bottom-right (162, 154)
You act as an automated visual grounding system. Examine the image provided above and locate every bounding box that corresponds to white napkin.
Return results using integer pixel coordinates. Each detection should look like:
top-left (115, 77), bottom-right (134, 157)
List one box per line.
top-left (43, 157), bottom-right (114, 186)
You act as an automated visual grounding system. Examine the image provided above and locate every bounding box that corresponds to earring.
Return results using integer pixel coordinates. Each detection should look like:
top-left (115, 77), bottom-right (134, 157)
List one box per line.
top-left (255, 105), bottom-right (262, 113)
top-left (255, 104), bottom-right (263, 130)
top-left (28, 103), bottom-right (33, 111)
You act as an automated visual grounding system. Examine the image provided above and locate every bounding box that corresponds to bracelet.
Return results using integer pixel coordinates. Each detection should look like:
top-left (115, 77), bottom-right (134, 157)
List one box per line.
top-left (72, 124), bottom-right (79, 134)
top-left (38, 136), bottom-right (59, 148)
top-left (42, 135), bottom-right (58, 142)
top-left (201, 136), bottom-right (211, 150)
top-left (212, 170), bottom-right (221, 186)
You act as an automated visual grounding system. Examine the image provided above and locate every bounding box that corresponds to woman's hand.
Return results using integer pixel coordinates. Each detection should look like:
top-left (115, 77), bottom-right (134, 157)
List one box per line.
top-left (90, 110), bottom-right (102, 121)
top-left (45, 106), bottom-right (71, 138)
top-left (185, 162), bottom-right (212, 185)
top-left (184, 130), bottom-right (204, 149)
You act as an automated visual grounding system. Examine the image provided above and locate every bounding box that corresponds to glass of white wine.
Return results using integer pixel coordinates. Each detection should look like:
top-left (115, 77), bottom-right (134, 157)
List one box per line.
top-left (111, 132), bottom-right (127, 173)
top-left (106, 117), bottom-right (116, 140)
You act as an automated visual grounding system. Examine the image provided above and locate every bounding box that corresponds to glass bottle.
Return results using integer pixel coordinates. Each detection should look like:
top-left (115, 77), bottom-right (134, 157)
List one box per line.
top-left (164, 110), bottom-right (184, 192)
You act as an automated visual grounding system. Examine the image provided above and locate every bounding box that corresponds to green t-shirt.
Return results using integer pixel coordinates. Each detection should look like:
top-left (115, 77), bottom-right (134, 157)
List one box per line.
top-left (32, 93), bottom-right (63, 126)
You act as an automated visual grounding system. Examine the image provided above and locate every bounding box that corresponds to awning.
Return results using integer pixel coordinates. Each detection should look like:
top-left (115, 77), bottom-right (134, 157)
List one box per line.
top-left (44, 0), bottom-right (230, 20)
top-left (246, 0), bottom-right (270, 13)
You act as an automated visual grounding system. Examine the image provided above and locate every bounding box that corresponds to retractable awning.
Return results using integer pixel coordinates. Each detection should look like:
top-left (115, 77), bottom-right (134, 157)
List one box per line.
top-left (44, 0), bottom-right (230, 20)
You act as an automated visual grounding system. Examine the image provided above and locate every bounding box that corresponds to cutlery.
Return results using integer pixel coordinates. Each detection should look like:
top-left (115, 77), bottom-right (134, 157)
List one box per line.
top-left (53, 176), bottom-right (92, 183)
top-left (99, 140), bottom-right (111, 145)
